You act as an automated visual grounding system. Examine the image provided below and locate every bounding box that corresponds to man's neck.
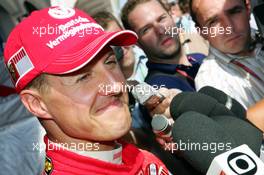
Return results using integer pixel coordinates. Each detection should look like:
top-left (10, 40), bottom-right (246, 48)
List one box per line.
top-left (46, 135), bottom-right (123, 164)
top-left (231, 38), bottom-right (256, 57)
top-left (47, 133), bottom-right (117, 151)
top-left (233, 48), bottom-right (255, 57)
top-left (149, 48), bottom-right (191, 66)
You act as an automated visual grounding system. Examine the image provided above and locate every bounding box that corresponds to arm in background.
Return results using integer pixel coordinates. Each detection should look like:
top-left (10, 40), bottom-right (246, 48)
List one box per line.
top-left (247, 99), bottom-right (264, 132)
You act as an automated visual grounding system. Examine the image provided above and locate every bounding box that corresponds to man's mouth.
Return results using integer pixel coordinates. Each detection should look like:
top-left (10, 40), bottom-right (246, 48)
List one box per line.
top-left (226, 34), bottom-right (242, 43)
top-left (95, 99), bottom-right (123, 114)
top-left (161, 37), bottom-right (173, 46)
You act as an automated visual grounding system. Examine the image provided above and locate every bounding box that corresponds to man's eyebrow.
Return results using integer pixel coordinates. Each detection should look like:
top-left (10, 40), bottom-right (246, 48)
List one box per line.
top-left (204, 15), bottom-right (218, 26)
top-left (138, 13), bottom-right (167, 34)
top-left (225, 5), bottom-right (244, 14)
top-left (138, 23), bottom-right (151, 34)
top-left (204, 4), bottom-right (244, 26)
top-left (106, 51), bottom-right (115, 58)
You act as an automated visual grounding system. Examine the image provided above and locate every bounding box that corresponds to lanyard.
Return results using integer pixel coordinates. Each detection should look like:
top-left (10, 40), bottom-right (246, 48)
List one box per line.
top-left (231, 59), bottom-right (263, 82)
top-left (175, 55), bottom-right (196, 81)
top-left (175, 69), bottom-right (194, 81)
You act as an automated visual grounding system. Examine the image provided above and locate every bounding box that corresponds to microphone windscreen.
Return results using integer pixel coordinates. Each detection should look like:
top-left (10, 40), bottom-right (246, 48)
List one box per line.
top-left (151, 115), bottom-right (168, 131)
top-left (170, 92), bottom-right (234, 120)
top-left (172, 111), bottom-right (238, 173)
top-left (198, 86), bottom-right (246, 119)
top-left (211, 115), bottom-right (263, 156)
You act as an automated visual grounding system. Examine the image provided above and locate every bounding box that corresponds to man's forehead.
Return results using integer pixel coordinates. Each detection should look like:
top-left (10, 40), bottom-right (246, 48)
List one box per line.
top-left (193, 0), bottom-right (244, 21)
top-left (128, 0), bottom-right (167, 31)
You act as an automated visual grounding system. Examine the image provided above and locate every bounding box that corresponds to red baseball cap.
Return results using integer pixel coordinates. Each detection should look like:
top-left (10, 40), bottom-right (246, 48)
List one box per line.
top-left (4, 6), bottom-right (137, 92)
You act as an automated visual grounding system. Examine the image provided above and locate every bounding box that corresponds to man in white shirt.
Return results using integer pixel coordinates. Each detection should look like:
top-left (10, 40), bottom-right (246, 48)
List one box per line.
top-left (190, 0), bottom-right (264, 108)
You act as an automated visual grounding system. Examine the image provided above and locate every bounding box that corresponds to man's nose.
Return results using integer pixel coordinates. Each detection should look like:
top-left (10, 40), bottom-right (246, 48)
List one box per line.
top-left (154, 23), bottom-right (166, 35)
top-left (222, 16), bottom-right (234, 32)
top-left (98, 71), bottom-right (125, 96)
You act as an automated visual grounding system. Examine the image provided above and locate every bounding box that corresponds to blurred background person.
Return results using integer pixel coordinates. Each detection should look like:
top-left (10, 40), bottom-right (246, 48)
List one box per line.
top-left (92, 11), bottom-right (148, 83)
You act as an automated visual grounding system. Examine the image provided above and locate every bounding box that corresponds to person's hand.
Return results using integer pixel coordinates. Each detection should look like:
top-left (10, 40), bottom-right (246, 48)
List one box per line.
top-left (149, 88), bottom-right (181, 118)
top-left (148, 88), bottom-right (181, 152)
top-left (154, 118), bottom-right (175, 151)
top-left (247, 99), bottom-right (264, 132)
top-left (155, 132), bottom-right (179, 154)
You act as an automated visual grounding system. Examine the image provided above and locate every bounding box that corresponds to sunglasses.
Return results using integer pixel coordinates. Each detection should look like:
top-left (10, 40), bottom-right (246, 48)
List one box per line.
top-left (112, 46), bottom-right (124, 61)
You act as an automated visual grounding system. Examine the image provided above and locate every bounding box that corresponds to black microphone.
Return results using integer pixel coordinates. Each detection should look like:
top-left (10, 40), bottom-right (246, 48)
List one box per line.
top-left (210, 115), bottom-right (263, 156)
top-left (169, 92), bottom-right (234, 120)
top-left (198, 86), bottom-right (246, 119)
top-left (172, 111), bottom-right (237, 173)
top-left (171, 111), bottom-right (263, 173)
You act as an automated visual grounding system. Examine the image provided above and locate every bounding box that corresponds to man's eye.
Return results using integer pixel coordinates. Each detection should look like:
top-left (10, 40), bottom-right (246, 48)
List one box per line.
top-left (140, 27), bottom-right (150, 36)
top-left (229, 7), bottom-right (243, 15)
top-left (208, 19), bottom-right (218, 27)
top-left (76, 74), bottom-right (90, 82)
top-left (106, 60), bottom-right (117, 64)
top-left (105, 56), bottom-right (117, 64)
top-left (159, 15), bottom-right (167, 22)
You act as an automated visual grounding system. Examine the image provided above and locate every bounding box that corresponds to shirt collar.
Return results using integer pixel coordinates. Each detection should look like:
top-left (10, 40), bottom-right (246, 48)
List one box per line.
top-left (209, 45), bottom-right (261, 64)
top-left (46, 137), bottom-right (123, 165)
top-left (146, 55), bottom-right (199, 74)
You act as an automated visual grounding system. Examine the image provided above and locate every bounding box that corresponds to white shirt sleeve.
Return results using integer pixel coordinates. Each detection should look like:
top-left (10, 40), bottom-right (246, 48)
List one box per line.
top-left (195, 59), bottom-right (251, 109)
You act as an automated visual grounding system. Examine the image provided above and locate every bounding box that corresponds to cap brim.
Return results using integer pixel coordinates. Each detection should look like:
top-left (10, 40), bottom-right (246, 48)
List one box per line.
top-left (44, 30), bottom-right (138, 74)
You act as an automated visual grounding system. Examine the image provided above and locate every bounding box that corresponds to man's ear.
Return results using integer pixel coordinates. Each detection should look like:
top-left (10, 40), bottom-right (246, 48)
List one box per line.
top-left (20, 89), bottom-right (53, 119)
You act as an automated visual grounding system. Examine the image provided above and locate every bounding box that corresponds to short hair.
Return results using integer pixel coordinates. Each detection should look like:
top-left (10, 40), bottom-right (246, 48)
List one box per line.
top-left (189, 0), bottom-right (199, 25)
top-left (178, 0), bottom-right (190, 14)
top-left (189, 0), bottom-right (247, 26)
top-left (92, 11), bottom-right (123, 30)
top-left (158, 0), bottom-right (171, 11)
top-left (24, 74), bottom-right (49, 94)
top-left (121, 0), bottom-right (169, 30)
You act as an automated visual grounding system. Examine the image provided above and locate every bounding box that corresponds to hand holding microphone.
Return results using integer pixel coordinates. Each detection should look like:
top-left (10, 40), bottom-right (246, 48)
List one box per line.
top-left (149, 87), bottom-right (181, 117)
top-left (127, 80), bottom-right (165, 111)
top-left (151, 114), bottom-right (178, 152)
top-left (126, 80), bottom-right (182, 150)
top-left (127, 80), bottom-right (181, 117)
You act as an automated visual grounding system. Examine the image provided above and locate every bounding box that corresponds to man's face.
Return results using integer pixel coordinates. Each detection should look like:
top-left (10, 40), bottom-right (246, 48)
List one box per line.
top-left (193, 0), bottom-right (251, 55)
top-left (40, 46), bottom-right (131, 141)
top-left (128, 0), bottom-right (181, 60)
